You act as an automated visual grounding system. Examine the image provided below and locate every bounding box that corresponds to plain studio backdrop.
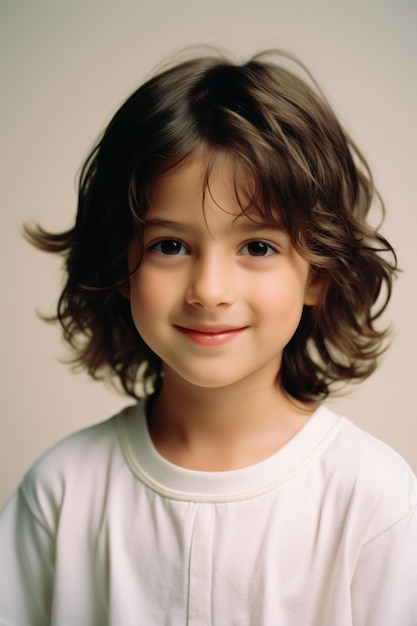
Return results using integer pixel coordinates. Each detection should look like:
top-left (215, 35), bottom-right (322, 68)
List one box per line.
top-left (1, 0), bottom-right (416, 507)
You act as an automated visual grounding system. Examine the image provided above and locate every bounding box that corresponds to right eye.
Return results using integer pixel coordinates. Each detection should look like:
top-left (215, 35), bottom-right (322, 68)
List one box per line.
top-left (150, 239), bottom-right (188, 255)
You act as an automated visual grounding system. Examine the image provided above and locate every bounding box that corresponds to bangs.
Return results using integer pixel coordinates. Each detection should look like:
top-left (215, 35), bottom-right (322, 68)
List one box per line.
top-left (130, 144), bottom-right (293, 242)
top-left (128, 137), bottom-right (312, 250)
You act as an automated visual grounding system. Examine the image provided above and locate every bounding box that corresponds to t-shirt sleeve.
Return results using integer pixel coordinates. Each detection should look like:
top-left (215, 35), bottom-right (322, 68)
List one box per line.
top-left (0, 481), bottom-right (55, 626)
top-left (350, 503), bottom-right (417, 625)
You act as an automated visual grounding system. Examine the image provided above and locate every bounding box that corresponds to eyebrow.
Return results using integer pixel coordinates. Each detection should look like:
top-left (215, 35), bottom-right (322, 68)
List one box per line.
top-left (231, 220), bottom-right (286, 234)
top-left (143, 218), bottom-right (188, 232)
top-left (143, 217), bottom-right (285, 234)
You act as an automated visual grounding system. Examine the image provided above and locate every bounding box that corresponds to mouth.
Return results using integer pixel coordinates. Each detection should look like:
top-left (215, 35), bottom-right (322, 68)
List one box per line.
top-left (174, 324), bottom-right (248, 346)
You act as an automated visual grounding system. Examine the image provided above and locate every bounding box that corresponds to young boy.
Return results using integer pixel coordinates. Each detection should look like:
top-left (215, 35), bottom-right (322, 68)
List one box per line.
top-left (0, 50), bottom-right (416, 625)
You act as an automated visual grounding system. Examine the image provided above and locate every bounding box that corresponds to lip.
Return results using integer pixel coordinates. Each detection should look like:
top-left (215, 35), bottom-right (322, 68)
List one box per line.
top-left (174, 324), bottom-right (248, 346)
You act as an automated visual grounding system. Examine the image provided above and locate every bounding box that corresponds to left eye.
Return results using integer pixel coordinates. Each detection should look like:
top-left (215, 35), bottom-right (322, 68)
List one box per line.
top-left (151, 239), bottom-right (188, 255)
top-left (240, 241), bottom-right (277, 257)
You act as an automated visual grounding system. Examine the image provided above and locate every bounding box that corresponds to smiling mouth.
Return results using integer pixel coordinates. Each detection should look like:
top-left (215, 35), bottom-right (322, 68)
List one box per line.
top-left (174, 325), bottom-right (247, 346)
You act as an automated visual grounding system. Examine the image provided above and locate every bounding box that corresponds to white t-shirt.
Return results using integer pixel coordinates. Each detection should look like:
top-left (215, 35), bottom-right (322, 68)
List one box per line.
top-left (0, 402), bottom-right (416, 625)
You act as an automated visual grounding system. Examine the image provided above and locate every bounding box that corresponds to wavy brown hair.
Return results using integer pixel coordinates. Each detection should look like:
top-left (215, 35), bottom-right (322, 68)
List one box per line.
top-left (25, 49), bottom-right (398, 402)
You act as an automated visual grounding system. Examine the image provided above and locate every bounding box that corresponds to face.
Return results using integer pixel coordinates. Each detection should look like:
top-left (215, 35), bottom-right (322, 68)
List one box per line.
top-left (128, 156), bottom-right (319, 394)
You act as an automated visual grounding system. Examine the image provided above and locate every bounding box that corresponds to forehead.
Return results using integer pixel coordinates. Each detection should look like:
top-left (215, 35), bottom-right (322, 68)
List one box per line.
top-left (145, 161), bottom-right (242, 236)
top-left (151, 154), bottom-right (240, 201)
top-left (147, 152), bottom-right (282, 229)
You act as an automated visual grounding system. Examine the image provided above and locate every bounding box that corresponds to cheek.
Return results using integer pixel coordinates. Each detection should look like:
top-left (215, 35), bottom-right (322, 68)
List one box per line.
top-left (254, 269), bottom-right (308, 324)
top-left (129, 267), bottom-right (178, 327)
top-left (130, 282), bottom-right (157, 320)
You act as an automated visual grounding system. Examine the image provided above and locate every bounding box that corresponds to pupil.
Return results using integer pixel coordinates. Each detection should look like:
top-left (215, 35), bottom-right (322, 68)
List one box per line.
top-left (162, 240), bottom-right (181, 254)
top-left (250, 241), bottom-right (267, 256)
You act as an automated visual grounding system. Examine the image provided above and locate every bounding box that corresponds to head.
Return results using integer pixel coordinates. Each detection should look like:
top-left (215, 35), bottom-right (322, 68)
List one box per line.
top-left (26, 49), bottom-right (397, 401)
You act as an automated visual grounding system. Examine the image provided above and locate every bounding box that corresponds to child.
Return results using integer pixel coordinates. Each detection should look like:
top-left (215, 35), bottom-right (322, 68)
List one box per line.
top-left (0, 49), bottom-right (416, 625)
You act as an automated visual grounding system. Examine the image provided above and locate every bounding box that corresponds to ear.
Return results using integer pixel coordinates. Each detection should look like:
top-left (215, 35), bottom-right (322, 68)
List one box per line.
top-left (304, 270), bottom-right (325, 306)
top-left (119, 241), bottom-right (139, 300)
top-left (118, 278), bottom-right (130, 300)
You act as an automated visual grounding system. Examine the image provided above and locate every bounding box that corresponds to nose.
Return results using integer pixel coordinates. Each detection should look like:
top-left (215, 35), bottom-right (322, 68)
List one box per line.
top-left (185, 253), bottom-right (236, 310)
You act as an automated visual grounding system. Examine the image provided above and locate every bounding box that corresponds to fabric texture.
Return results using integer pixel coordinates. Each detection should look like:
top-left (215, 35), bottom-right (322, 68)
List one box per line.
top-left (0, 402), bottom-right (416, 625)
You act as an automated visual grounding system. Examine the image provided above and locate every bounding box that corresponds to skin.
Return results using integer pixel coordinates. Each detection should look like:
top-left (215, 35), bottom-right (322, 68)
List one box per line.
top-left (128, 155), bottom-right (321, 471)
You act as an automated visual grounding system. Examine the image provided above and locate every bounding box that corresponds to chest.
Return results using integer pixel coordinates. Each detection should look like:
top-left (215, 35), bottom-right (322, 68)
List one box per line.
top-left (54, 479), bottom-right (360, 625)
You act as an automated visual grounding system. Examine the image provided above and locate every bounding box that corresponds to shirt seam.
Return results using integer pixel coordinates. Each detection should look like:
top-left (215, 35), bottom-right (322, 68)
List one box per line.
top-left (360, 501), bottom-right (417, 550)
top-left (117, 412), bottom-right (345, 503)
top-left (19, 480), bottom-right (54, 538)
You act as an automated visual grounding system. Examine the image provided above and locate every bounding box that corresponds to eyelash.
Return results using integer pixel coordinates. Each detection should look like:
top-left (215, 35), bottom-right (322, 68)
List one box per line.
top-left (149, 239), bottom-right (279, 257)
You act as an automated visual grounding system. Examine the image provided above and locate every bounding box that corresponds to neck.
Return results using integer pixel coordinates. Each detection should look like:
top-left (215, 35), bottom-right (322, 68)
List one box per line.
top-left (146, 367), bottom-right (317, 471)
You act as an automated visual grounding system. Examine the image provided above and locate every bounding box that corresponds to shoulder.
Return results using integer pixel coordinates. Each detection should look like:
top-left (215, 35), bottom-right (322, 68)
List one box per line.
top-left (333, 412), bottom-right (416, 490)
top-left (25, 406), bottom-right (128, 474)
top-left (18, 404), bottom-right (140, 530)
top-left (320, 406), bottom-right (417, 542)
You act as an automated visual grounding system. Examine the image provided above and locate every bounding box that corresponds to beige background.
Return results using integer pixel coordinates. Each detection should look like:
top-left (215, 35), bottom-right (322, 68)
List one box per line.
top-left (1, 0), bottom-right (416, 508)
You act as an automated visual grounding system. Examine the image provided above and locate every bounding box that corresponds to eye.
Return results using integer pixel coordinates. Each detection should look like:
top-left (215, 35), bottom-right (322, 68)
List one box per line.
top-left (239, 240), bottom-right (277, 257)
top-left (151, 239), bottom-right (188, 255)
